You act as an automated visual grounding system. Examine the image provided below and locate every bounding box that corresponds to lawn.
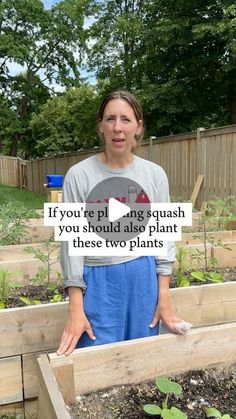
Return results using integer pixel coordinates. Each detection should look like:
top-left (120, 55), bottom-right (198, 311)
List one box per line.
top-left (0, 184), bottom-right (47, 209)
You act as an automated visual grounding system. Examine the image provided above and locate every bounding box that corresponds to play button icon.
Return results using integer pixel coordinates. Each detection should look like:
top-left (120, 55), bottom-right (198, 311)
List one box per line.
top-left (108, 197), bottom-right (131, 223)
top-left (85, 177), bottom-right (151, 242)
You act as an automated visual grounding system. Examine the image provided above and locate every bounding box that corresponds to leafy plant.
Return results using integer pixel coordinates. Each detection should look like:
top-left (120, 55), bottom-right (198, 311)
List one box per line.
top-left (143, 377), bottom-right (187, 418)
top-left (0, 268), bottom-right (11, 309)
top-left (205, 407), bottom-right (233, 418)
top-left (0, 268), bottom-right (20, 309)
top-left (24, 236), bottom-right (60, 285)
top-left (0, 202), bottom-right (39, 245)
top-left (175, 245), bottom-right (190, 287)
top-left (19, 297), bottom-right (41, 306)
top-left (201, 197), bottom-right (236, 232)
top-left (190, 271), bottom-right (224, 284)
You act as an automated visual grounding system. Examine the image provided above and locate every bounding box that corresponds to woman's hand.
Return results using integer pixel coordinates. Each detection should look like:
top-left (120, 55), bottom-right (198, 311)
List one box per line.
top-left (150, 300), bottom-right (192, 334)
top-left (57, 287), bottom-right (96, 356)
top-left (57, 310), bottom-right (96, 356)
top-left (150, 274), bottom-right (192, 335)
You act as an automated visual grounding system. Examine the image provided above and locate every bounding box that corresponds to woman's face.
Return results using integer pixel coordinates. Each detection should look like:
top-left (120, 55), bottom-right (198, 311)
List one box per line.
top-left (99, 99), bottom-right (143, 156)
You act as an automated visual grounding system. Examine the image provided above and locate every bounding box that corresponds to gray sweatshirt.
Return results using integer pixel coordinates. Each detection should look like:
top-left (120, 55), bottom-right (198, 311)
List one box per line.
top-left (61, 155), bottom-right (175, 292)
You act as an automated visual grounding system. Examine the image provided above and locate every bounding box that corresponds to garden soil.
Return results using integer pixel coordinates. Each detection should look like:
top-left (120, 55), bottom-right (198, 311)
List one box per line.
top-left (4, 266), bottom-right (236, 308)
top-left (69, 365), bottom-right (236, 419)
top-left (4, 267), bottom-right (236, 419)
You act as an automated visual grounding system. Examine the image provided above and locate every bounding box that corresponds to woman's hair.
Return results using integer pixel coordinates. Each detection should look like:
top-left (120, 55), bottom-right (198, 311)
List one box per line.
top-left (97, 90), bottom-right (144, 149)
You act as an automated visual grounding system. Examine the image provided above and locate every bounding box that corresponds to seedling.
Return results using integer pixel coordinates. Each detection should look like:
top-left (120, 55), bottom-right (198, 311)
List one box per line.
top-left (143, 377), bottom-right (187, 418)
top-left (205, 407), bottom-right (233, 418)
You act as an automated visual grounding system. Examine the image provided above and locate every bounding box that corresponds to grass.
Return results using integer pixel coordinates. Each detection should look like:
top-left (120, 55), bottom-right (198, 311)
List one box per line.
top-left (0, 185), bottom-right (47, 209)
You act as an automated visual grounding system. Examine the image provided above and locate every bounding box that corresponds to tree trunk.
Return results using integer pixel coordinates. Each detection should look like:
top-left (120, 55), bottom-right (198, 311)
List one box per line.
top-left (9, 131), bottom-right (21, 156)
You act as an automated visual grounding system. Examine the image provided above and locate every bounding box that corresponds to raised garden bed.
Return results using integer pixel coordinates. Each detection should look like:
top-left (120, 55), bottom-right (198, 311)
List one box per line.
top-left (1, 282), bottom-right (235, 418)
top-left (68, 365), bottom-right (236, 418)
top-left (1, 233), bottom-right (235, 286)
top-left (37, 318), bottom-right (236, 419)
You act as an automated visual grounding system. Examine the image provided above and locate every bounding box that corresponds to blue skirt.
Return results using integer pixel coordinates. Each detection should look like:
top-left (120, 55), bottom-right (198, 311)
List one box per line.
top-left (77, 256), bottom-right (159, 348)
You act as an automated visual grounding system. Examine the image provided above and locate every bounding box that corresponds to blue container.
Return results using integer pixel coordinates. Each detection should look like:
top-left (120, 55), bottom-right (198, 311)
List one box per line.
top-left (46, 174), bottom-right (64, 188)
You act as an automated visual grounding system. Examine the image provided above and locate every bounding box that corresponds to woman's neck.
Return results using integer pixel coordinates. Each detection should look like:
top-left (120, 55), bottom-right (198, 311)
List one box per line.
top-left (98, 150), bottom-right (134, 169)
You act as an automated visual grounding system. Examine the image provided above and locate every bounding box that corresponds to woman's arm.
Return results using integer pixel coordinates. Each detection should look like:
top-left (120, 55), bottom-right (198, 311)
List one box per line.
top-left (57, 287), bottom-right (96, 355)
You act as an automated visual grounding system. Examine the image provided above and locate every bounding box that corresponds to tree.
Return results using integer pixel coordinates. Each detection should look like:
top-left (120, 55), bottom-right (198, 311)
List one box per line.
top-left (87, 0), bottom-right (148, 90)
top-left (139, 0), bottom-right (236, 134)
top-left (0, 0), bottom-right (88, 157)
top-left (87, 0), bottom-right (236, 136)
top-left (30, 85), bottom-right (99, 156)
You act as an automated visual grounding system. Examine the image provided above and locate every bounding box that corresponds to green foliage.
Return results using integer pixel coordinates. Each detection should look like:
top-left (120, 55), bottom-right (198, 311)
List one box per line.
top-left (19, 296), bottom-right (41, 306)
top-left (0, 268), bottom-right (11, 308)
top-left (190, 271), bottom-right (224, 283)
top-left (175, 245), bottom-right (190, 287)
top-left (30, 85), bottom-right (100, 156)
top-left (187, 198), bottom-right (234, 279)
top-left (0, 268), bottom-right (20, 308)
top-left (88, 0), bottom-right (236, 137)
top-left (24, 236), bottom-right (60, 285)
top-left (0, 0), bottom-right (88, 157)
top-left (201, 197), bottom-right (236, 231)
top-left (0, 202), bottom-right (39, 245)
top-left (143, 377), bottom-right (187, 418)
top-left (205, 407), bottom-right (233, 418)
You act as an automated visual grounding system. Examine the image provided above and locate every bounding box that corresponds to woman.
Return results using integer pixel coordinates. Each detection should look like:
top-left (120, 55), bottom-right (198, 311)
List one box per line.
top-left (57, 90), bottom-right (191, 356)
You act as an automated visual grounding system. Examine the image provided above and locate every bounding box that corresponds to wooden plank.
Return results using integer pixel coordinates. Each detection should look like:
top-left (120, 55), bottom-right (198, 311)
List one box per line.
top-left (0, 356), bottom-right (23, 404)
top-left (190, 174), bottom-right (204, 207)
top-left (23, 351), bottom-right (54, 399)
top-left (50, 322), bottom-right (236, 396)
top-left (213, 242), bottom-right (236, 267)
top-left (37, 354), bottom-right (70, 419)
top-left (50, 190), bottom-right (62, 203)
top-left (0, 282), bottom-right (236, 358)
top-left (171, 282), bottom-right (236, 326)
top-left (0, 302), bottom-right (67, 357)
top-left (0, 258), bottom-right (60, 285)
top-left (24, 399), bottom-right (38, 419)
top-left (53, 358), bottom-right (76, 405)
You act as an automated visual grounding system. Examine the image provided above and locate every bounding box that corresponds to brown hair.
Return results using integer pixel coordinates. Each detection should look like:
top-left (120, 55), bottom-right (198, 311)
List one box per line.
top-left (97, 90), bottom-right (144, 149)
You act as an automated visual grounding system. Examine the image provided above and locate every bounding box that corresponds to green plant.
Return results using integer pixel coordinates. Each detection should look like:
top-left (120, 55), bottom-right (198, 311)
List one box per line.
top-left (0, 268), bottom-right (11, 309)
top-left (24, 236), bottom-right (60, 285)
top-left (190, 271), bottom-right (224, 283)
top-left (175, 245), bottom-right (190, 287)
top-left (0, 268), bottom-right (21, 309)
top-left (143, 377), bottom-right (187, 418)
top-left (19, 297), bottom-right (42, 306)
top-left (205, 407), bottom-right (233, 418)
top-left (0, 201), bottom-right (39, 245)
top-left (202, 197), bottom-right (236, 231)
top-left (188, 202), bottom-right (232, 282)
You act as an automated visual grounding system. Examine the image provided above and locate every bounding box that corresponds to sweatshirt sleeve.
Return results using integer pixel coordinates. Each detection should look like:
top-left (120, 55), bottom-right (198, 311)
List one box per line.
top-left (155, 171), bottom-right (176, 275)
top-left (60, 178), bottom-right (86, 293)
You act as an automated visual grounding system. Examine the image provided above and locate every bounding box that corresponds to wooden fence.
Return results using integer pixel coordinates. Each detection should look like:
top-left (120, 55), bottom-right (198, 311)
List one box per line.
top-left (26, 124), bottom-right (236, 209)
top-left (0, 156), bottom-right (27, 188)
top-left (1, 124), bottom-right (236, 208)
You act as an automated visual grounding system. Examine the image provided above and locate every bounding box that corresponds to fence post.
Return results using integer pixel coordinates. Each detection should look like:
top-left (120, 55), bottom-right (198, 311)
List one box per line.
top-left (195, 127), bottom-right (205, 209)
